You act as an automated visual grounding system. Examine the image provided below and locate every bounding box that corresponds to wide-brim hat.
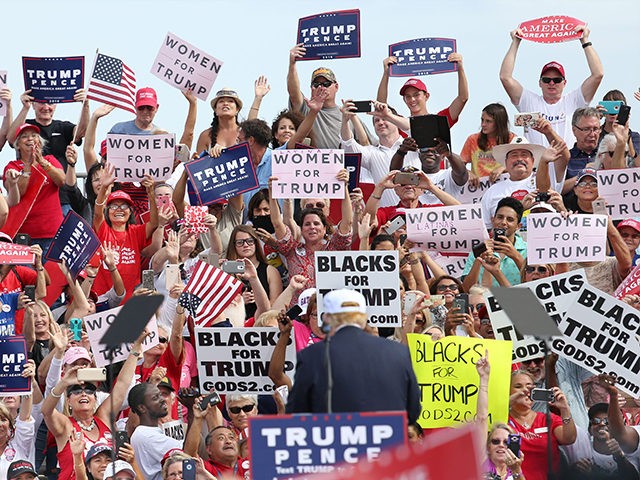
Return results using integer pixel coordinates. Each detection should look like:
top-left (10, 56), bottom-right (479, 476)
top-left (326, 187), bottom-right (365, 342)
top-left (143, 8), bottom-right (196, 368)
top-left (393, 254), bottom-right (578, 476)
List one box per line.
top-left (492, 136), bottom-right (547, 169)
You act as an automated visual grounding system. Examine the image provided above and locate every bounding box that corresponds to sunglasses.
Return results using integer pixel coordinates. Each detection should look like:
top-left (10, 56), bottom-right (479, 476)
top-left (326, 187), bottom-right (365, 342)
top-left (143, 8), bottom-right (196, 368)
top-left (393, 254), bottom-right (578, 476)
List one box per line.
top-left (490, 438), bottom-right (508, 446)
top-left (68, 386), bottom-right (97, 396)
top-left (158, 336), bottom-right (168, 344)
top-left (304, 202), bottom-right (326, 209)
top-left (590, 417), bottom-right (609, 426)
top-left (436, 284), bottom-right (459, 292)
top-left (521, 357), bottom-right (545, 365)
top-left (235, 238), bottom-right (255, 247)
top-left (541, 77), bottom-right (564, 84)
top-left (525, 266), bottom-right (548, 274)
top-left (229, 404), bottom-right (255, 414)
top-left (470, 303), bottom-right (486, 311)
top-left (620, 232), bottom-right (640, 240)
top-left (312, 81), bottom-right (333, 88)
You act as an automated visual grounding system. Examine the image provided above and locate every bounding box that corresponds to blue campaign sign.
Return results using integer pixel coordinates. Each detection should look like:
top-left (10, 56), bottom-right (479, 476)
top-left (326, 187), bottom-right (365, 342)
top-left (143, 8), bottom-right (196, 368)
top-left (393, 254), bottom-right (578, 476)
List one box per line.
top-left (344, 153), bottom-right (361, 191)
top-left (297, 9), bottom-right (361, 60)
top-left (0, 336), bottom-right (30, 395)
top-left (249, 411), bottom-right (407, 480)
top-left (185, 143), bottom-right (258, 206)
top-left (22, 56), bottom-right (84, 103)
top-left (0, 293), bottom-right (19, 337)
top-left (45, 211), bottom-right (100, 278)
top-left (389, 38), bottom-right (457, 77)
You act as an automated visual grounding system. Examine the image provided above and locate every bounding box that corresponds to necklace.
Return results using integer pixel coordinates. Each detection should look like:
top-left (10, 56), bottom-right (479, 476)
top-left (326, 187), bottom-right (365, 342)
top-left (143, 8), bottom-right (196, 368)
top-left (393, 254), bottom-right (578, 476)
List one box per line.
top-left (511, 410), bottom-right (533, 429)
top-left (77, 419), bottom-right (96, 432)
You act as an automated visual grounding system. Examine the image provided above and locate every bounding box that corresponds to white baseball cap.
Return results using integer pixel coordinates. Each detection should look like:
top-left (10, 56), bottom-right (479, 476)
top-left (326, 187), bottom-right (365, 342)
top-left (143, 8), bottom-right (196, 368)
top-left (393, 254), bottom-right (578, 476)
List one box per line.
top-left (323, 289), bottom-right (367, 314)
top-left (104, 460), bottom-right (136, 480)
top-left (297, 288), bottom-right (316, 314)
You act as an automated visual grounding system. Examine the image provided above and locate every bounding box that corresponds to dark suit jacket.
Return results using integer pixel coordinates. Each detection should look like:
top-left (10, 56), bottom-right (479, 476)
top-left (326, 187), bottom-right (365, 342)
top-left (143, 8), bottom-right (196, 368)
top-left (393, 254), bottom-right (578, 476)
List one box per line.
top-left (286, 325), bottom-right (421, 424)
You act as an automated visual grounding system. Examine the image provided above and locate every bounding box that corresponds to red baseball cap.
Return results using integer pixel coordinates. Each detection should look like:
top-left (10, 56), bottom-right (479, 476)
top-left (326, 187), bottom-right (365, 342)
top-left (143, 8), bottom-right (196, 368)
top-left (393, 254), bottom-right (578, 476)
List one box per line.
top-left (107, 190), bottom-right (134, 207)
top-left (15, 123), bottom-right (40, 138)
top-left (100, 139), bottom-right (107, 158)
top-left (135, 87), bottom-right (158, 109)
top-left (400, 78), bottom-right (428, 96)
top-left (540, 61), bottom-right (566, 79)
top-left (617, 219), bottom-right (640, 234)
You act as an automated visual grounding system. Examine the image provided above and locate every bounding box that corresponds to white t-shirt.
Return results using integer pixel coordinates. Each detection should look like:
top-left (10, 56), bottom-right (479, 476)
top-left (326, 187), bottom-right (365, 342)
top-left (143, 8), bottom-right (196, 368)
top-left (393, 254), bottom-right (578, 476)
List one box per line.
top-left (561, 426), bottom-right (620, 474)
top-left (132, 424), bottom-right (183, 480)
top-left (0, 418), bottom-right (35, 480)
top-left (420, 168), bottom-right (465, 205)
top-left (516, 88), bottom-right (587, 147)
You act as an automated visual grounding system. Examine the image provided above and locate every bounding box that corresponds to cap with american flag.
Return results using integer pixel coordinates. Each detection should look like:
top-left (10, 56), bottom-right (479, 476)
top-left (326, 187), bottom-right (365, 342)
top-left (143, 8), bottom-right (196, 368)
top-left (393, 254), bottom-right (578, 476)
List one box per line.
top-left (87, 53), bottom-right (136, 113)
top-left (178, 260), bottom-right (243, 327)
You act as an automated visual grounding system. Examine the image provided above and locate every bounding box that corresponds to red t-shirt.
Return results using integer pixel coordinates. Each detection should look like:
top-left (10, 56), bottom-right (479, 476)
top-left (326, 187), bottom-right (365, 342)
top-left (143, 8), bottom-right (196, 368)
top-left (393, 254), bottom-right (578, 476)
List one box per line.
top-left (4, 156), bottom-right (64, 238)
top-left (376, 202), bottom-right (427, 233)
top-left (509, 412), bottom-right (563, 480)
top-left (204, 459), bottom-right (247, 479)
top-left (93, 222), bottom-right (150, 300)
top-left (135, 346), bottom-right (184, 419)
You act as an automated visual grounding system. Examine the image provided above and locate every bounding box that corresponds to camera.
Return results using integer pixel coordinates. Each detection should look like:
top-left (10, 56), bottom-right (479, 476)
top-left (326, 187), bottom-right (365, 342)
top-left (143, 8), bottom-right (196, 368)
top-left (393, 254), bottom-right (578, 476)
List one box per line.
top-left (530, 387), bottom-right (555, 402)
top-left (535, 192), bottom-right (550, 203)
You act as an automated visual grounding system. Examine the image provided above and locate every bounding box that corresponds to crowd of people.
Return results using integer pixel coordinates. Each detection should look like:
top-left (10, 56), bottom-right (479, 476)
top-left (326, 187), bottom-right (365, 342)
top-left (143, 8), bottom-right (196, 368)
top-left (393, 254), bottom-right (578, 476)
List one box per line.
top-left (0, 21), bottom-right (638, 480)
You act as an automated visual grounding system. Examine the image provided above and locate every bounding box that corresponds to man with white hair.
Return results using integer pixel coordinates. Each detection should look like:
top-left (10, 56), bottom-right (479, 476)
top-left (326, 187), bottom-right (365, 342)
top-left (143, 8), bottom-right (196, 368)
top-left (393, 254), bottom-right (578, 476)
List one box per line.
top-left (286, 289), bottom-right (421, 423)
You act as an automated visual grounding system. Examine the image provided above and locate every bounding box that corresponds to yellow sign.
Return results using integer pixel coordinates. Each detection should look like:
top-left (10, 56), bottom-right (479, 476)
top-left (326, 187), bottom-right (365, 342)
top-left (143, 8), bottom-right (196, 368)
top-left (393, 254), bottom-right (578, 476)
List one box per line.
top-left (408, 334), bottom-right (512, 429)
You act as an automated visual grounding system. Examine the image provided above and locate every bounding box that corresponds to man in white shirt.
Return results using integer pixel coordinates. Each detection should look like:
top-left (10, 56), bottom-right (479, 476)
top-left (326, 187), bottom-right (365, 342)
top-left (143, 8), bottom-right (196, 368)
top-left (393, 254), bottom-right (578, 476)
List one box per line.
top-left (499, 26), bottom-right (603, 146)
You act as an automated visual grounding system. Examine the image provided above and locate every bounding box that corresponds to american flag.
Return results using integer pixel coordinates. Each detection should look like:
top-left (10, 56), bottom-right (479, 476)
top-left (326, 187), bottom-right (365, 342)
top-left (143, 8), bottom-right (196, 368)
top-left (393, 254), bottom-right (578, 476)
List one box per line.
top-left (178, 261), bottom-right (243, 327)
top-left (87, 53), bottom-right (136, 113)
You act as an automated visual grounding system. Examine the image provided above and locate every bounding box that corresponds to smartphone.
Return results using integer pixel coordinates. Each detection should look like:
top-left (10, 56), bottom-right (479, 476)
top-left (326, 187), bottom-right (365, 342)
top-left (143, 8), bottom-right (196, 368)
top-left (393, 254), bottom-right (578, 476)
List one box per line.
top-left (157, 196), bottom-right (172, 210)
top-left (199, 391), bottom-right (221, 411)
top-left (77, 368), bottom-right (107, 383)
top-left (175, 144), bottom-right (191, 163)
top-left (514, 112), bottom-right (541, 128)
top-left (286, 305), bottom-right (303, 321)
top-left (507, 434), bottom-right (521, 458)
top-left (198, 252), bottom-right (220, 267)
top-left (171, 218), bottom-right (185, 233)
top-left (114, 430), bottom-right (130, 454)
top-left (472, 242), bottom-right (487, 258)
top-left (351, 100), bottom-right (373, 113)
top-left (252, 215), bottom-right (275, 234)
top-left (165, 264), bottom-right (181, 290)
top-left (404, 291), bottom-right (419, 315)
top-left (142, 270), bottom-right (155, 291)
top-left (24, 285), bottom-right (36, 302)
top-left (69, 318), bottom-right (83, 342)
top-left (592, 199), bottom-right (607, 215)
top-left (182, 459), bottom-right (196, 480)
top-left (598, 100), bottom-right (623, 115)
top-left (399, 234), bottom-right (407, 246)
top-left (385, 216), bottom-right (406, 235)
top-left (530, 387), bottom-right (555, 402)
top-left (493, 228), bottom-right (506, 242)
top-left (14, 234), bottom-right (31, 246)
top-left (222, 260), bottom-right (245, 274)
top-left (617, 104), bottom-right (631, 125)
top-left (453, 293), bottom-right (469, 314)
top-left (276, 385), bottom-right (289, 404)
top-left (393, 172), bottom-right (421, 186)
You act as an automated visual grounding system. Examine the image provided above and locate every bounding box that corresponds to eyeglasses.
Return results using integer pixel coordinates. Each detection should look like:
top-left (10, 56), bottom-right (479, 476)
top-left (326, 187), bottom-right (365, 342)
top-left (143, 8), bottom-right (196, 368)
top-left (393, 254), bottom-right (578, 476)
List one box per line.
top-left (108, 204), bottom-right (130, 211)
top-left (436, 284), bottom-right (459, 292)
top-left (158, 336), bottom-right (168, 344)
top-left (541, 77), bottom-right (564, 84)
top-left (312, 81), bottom-right (333, 88)
top-left (574, 125), bottom-right (601, 134)
top-left (525, 266), bottom-right (548, 274)
top-left (470, 303), bottom-right (486, 311)
top-left (235, 238), bottom-right (255, 247)
top-left (229, 404), bottom-right (255, 414)
top-left (490, 438), bottom-right (509, 446)
top-left (304, 202), bottom-right (326, 209)
top-left (620, 232), bottom-right (640, 239)
top-left (68, 386), bottom-right (97, 396)
top-left (576, 181), bottom-right (597, 188)
top-left (590, 417), bottom-right (609, 426)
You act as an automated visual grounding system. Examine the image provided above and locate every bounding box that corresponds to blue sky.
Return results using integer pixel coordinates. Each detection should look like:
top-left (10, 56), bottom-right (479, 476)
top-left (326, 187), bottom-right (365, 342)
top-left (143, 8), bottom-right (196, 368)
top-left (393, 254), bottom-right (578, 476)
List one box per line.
top-left (1, 0), bottom-right (637, 174)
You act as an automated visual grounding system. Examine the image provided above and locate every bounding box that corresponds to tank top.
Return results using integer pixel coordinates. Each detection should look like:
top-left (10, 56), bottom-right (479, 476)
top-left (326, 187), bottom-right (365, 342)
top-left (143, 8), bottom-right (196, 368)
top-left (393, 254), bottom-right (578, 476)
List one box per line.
top-left (57, 416), bottom-right (112, 480)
